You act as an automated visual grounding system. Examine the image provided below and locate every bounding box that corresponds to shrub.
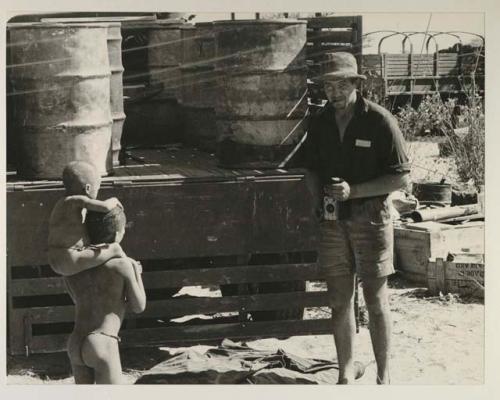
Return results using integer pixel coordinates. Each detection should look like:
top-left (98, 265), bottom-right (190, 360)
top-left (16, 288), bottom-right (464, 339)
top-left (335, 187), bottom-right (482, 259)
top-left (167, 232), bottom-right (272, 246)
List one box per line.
top-left (396, 92), bottom-right (484, 189)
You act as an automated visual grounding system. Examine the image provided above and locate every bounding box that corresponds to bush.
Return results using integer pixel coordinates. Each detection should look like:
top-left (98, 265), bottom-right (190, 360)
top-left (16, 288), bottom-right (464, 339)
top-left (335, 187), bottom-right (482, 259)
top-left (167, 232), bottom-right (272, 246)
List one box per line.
top-left (396, 93), bottom-right (457, 140)
top-left (396, 92), bottom-right (484, 189)
top-left (444, 94), bottom-right (485, 188)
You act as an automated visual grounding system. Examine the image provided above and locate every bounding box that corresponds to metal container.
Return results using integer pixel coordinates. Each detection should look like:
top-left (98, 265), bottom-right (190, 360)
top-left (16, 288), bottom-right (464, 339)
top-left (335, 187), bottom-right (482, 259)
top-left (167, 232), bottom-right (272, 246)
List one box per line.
top-left (148, 20), bottom-right (185, 100)
top-left (107, 23), bottom-right (126, 167)
top-left (212, 20), bottom-right (308, 166)
top-left (8, 23), bottom-right (112, 179)
top-left (122, 98), bottom-right (183, 146)
top-left (34, 19), bottom-right (127, 168)
top-left (180, 22), bottom-right (218, 149)
top-left (412, 181), bottom-right (453, 205)
top-left (213, 19), bottom-right (307, 73)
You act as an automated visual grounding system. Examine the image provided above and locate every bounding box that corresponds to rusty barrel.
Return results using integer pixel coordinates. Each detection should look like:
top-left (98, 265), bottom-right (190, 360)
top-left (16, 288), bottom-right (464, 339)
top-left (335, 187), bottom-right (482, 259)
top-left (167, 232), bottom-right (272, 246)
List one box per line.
top-left (106, 23), bottom-right (126, 167)
top-left (213, 20), bottom-right (308, 167)
top-left (36, 18), bottom-right (128, 168)
top-left (180, 22), bottom-right (218, 151)
top-left (412, 181), bottom-right (453, 205)
top-left (8, 23), bottom-right (112, 179)
top-left (148, 20), bottom-right (185, 100)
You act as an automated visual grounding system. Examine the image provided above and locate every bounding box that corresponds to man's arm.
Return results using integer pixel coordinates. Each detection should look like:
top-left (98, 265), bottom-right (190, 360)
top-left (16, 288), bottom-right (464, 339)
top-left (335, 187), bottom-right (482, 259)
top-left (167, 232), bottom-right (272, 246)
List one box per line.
top-left (325, 172), bottom-right (410, 201)
top-left (349, 173), bottom-right (411, 199)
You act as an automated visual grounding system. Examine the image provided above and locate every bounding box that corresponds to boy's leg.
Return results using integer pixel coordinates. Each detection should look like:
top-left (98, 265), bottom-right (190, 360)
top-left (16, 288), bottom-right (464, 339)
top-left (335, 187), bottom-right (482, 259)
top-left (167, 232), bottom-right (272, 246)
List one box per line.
top-left (81, 333), bottom-right (123, 384)
top-left (67, 332), bottom-right (95, 384)
top-left (72, 364), bottom-right (95, 384)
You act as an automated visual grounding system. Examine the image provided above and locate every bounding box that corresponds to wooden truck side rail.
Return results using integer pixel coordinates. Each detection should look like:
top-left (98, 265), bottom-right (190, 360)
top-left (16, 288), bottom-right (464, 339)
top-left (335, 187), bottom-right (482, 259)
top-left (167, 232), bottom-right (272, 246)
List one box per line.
top-left (7, 161), bottom-right (330, 355)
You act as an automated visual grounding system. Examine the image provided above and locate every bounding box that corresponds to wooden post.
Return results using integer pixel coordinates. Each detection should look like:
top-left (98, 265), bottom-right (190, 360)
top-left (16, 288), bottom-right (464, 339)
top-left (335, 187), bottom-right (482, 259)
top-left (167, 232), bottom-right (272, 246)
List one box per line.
top-left (255, 13), bottom-right (260, 20)
top-left (436, 258), bottom-right (446, 294)
top-left (231, 13), bottom-right (235, 20)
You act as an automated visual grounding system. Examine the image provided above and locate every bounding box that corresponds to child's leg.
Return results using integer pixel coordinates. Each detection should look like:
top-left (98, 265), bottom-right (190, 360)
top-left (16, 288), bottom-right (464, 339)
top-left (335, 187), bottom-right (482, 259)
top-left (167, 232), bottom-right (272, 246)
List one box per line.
top-left (81, 333), bottom-right (123, 384)
top-left (72, 364), bottom-right (95, 384)
top-left (67, 333), bottom-right (95, 384)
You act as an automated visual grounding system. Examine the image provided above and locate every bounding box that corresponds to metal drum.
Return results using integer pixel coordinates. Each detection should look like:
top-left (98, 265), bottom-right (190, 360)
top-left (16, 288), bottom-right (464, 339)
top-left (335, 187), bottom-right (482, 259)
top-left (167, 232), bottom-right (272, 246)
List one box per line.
top-left (412, 181), bottom-right (453, 205)
top-left (180, 22), bottom-right (218, 151)
top-left (120, 19), bottom-right (186, 147)
top-left (107, 23), bottom-right (126, 167)
top-left (213, 20), bottom-right (308, 167)
top-left (148, 20), bottom-right (185, 100)
top-left (36, 18), bottom-right (129, 168)
top-left (8, 23), bottom-right (112, 179)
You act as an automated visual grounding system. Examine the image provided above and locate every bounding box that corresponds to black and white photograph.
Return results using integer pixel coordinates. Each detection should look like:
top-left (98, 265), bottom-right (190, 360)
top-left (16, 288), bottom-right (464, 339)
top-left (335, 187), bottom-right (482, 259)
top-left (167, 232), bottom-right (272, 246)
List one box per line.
top-left (1, 0), bottom-right (497, 393)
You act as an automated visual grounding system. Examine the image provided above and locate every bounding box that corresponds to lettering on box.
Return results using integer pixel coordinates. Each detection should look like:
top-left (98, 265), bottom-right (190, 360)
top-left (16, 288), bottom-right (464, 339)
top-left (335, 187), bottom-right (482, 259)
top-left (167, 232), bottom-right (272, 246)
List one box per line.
top-left (454, 263), bottom-right (484, 280)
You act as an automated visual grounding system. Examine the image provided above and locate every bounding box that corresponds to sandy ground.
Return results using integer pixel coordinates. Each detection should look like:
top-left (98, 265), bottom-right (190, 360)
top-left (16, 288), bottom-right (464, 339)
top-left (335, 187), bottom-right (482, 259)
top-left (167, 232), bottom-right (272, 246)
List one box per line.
top-left (6, 141), bottom-right (484, 385)
top-left (6, 276), bottom-right (484, 385)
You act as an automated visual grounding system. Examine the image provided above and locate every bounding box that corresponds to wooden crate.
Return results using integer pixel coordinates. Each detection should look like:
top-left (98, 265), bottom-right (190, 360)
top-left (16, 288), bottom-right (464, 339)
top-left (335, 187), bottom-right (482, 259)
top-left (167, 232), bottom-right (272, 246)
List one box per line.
top-left (394, 221), bottom-right (484, 283)
top-left (427, 256), bottom-right (484, 297)
top-left (302, 16), bottom-right (362, 104)
top-left (8, 253), bottom-right (332, 355)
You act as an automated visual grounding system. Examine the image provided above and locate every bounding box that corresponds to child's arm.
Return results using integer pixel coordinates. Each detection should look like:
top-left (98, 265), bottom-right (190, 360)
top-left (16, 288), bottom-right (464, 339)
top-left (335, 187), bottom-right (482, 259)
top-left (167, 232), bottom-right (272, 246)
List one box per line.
top-left (123, 259), bottom-right (147, 314)
top-left (51, 242), bottom-right (126, 276)
top-left (65, 195), bottom-right (122, 213)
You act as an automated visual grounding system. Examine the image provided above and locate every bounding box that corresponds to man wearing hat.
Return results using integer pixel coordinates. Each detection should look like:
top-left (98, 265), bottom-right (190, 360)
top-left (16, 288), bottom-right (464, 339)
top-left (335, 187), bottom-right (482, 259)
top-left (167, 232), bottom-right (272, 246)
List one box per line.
top-left (298, 52), bottom-right (410, 384)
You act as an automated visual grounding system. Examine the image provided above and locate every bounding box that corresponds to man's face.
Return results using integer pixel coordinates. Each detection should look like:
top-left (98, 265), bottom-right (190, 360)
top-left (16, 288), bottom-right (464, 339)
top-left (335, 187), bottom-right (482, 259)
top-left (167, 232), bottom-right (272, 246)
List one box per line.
top-left (323, 78), bottom-right (357, 110)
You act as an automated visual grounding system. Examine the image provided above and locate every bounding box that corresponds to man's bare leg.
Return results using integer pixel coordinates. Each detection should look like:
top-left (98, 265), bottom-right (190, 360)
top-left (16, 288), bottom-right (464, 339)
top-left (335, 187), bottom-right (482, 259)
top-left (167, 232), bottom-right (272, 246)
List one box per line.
top-left (362, 276), bottom-right (391, 384)
top-left (81, 334), bottom-right (123, 384)
top-left (327, 274), bottom-right (356, 383)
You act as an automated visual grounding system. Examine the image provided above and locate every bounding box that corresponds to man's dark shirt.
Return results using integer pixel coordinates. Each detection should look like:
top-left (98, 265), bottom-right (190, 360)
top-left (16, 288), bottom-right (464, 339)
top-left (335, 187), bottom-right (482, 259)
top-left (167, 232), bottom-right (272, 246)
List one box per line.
top-left (293, 92), bottom-right (410, 219)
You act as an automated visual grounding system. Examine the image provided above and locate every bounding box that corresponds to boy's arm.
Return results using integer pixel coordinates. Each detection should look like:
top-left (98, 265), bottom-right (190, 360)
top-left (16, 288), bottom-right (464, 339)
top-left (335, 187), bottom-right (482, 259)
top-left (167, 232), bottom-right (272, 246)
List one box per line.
top-left (123, 259), bottom-right (147, 314)
top-left (51, 242), bottom-right (126, 276)
top-left (65, 195), bottom-right (122, 213)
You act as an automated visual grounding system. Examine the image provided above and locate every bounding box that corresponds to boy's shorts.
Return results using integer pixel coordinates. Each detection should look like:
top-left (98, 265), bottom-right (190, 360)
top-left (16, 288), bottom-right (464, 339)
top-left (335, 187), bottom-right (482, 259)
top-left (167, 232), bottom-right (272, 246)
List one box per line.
top-left (318, 196), bottom-right (395, 280)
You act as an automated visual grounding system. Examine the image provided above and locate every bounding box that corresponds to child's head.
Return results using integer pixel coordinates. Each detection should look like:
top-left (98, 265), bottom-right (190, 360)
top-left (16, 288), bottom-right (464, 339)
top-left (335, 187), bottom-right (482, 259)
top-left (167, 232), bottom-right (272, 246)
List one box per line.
top-left (86, 206), bottom-right (127, 245)
top-left (62, 161), bottom-right (101, 198)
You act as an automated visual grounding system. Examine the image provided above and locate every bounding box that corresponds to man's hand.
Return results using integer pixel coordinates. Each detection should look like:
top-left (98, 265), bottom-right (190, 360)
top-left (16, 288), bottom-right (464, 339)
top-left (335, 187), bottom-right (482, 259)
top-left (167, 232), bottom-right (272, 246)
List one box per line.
top-left (325, 181), bottom-right (351, 202)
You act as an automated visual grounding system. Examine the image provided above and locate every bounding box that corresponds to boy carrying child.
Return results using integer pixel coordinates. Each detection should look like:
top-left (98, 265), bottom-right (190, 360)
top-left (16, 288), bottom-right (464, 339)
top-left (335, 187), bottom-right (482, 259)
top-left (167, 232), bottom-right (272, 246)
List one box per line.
top-left (48, 161), bottom-right (147, 384)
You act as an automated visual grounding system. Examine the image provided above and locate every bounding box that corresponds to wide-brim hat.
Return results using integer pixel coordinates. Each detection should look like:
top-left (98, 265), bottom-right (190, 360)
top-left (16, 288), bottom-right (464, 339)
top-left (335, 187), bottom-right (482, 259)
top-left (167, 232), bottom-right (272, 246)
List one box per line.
top-left (315, 52), bottom-right (366, 81)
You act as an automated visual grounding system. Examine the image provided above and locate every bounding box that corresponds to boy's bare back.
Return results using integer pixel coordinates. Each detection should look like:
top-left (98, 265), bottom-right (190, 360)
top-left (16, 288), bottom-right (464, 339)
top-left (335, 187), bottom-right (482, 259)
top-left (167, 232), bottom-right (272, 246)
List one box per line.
top-left (48, 196), bottom-right (91, 250)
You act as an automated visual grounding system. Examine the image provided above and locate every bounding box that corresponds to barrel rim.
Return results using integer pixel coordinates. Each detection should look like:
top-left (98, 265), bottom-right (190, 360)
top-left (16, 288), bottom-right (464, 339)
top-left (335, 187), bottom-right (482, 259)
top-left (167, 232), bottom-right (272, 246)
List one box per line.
top-left (413, 181), bottom-right (453, 188)
top-left (7, 22), bottom-right (118, 29)
top-left (125, 19), bottom-right (189, 29)
top-left (39, 16), bottom-right (156, 23)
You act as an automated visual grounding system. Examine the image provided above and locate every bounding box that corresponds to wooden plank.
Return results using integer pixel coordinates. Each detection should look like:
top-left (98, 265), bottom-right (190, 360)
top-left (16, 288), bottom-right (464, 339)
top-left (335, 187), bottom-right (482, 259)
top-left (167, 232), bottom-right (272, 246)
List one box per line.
top-left (26, 318), bottom-right (334, 354)
top-left (143, 263), bottom-right (324, 288)
top-left (10, 277), bottom-right (67, 296)
top-left (17, 291), bottom-right (329, 324)
top-left (9, 262), bottom-right (324, 296)
top-left (7, 175), bottom-right (319, 265)
top-left (385, 54), bottom-right (410, 60)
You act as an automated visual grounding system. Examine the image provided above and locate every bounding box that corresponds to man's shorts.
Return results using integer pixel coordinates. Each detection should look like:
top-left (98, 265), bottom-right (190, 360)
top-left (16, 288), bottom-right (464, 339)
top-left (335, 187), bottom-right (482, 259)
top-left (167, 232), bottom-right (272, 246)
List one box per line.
top-left (318, 196), bottom-right (395, 280)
